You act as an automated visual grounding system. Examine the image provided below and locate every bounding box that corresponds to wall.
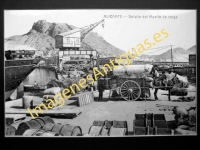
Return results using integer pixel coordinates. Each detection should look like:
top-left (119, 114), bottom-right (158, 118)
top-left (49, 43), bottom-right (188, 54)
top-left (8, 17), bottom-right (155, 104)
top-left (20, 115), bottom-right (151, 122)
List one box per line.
top-left (23, 68), bottom-right (57, 86)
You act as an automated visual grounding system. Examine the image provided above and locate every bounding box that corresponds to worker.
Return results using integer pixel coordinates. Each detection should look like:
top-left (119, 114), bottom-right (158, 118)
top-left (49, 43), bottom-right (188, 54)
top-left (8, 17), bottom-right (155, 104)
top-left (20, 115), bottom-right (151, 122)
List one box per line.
top-left (5, 50), bottom-right (13, 60)
top-left (19, 55), bottom-right (23, 59)
top-left (174, 106), bottom-right (196, 135)
top-left (14, 55), bottom-right (20, 60)
top-left (152, 67), bottom-right (160, 78)
top-left (59, 59), bottom-right (63, 71)
top-left (149, 67), bottom-right (159, 89)
top-left (98, 77), bottom-right (105, 101)
top-left (161, 71), bottom-right (168, 90)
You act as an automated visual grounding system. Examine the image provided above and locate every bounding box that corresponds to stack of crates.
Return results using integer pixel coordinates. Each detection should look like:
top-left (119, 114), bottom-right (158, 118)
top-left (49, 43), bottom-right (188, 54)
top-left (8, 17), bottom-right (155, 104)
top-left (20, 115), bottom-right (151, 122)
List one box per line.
top-left (77, 92), bottom-right (94, 107)
top-left (133, 113), bottom-right (173, 135)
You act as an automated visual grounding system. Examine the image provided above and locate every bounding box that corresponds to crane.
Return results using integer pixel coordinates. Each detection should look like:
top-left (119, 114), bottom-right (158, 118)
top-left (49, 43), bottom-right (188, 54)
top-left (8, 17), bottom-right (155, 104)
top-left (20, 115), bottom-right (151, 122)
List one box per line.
top-left (80, 19), bottom-right (105, 41)
top-left (55, 19), bottom-right (105, 49)
top-left (56, 19), bottom-right (105, 70)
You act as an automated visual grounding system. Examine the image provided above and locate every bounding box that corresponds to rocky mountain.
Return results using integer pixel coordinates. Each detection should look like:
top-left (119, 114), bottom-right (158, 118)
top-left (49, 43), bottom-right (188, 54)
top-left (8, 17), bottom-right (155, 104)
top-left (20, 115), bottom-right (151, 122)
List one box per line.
top-left (140, 46), bottom-right (196, 62)
top-left (83, 32), bottom-right (124, 56)
top-left (5, 20), bottom-right (124, 56)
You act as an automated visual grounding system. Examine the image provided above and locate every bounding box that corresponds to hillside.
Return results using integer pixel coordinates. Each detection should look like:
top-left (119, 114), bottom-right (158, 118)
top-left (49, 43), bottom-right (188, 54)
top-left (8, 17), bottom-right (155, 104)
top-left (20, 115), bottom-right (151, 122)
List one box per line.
top-left (4, 20), bottom-right (124, 56)
top-left (83, 32), bottom-right (124, 56)
top-left (186, 45), bottom-right (196, 54)
top-left (155, 47), bottom-right (189, 62)
top-left (140, 46), bottom-right (196, 62)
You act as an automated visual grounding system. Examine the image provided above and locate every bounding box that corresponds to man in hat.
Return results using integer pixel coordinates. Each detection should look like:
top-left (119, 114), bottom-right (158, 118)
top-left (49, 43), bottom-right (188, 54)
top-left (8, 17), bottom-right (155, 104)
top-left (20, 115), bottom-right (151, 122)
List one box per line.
top-left (98, 77), bottom-right (105, 101)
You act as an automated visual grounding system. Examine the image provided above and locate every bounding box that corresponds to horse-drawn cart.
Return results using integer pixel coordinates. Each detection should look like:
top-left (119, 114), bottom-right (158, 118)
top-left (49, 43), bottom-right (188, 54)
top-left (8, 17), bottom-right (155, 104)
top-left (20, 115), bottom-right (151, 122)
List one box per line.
top-left (101, 77), bottom-right (151, 101)
top-left (98, 64), bottom-right (154, 101)
top-left (98, 64), bottom-right (189, 101)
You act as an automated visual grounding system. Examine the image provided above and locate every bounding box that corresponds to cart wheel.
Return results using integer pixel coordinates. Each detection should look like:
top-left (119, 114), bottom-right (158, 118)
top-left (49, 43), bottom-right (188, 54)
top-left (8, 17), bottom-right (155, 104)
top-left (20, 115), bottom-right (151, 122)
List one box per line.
top-left (120, 80), bottom-right (141, 101)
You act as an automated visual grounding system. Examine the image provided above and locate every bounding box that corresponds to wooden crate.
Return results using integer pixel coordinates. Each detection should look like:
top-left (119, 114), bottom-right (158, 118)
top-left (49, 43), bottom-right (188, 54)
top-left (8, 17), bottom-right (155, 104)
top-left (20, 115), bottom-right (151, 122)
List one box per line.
top-left (135, 114), bottom-right (165, 120)
top-left (133, 113), bottom-right (170, 135)
top-left (77, 92), bottom-right (94, 107)
top-left (133, 126), bottom-right (172, 135)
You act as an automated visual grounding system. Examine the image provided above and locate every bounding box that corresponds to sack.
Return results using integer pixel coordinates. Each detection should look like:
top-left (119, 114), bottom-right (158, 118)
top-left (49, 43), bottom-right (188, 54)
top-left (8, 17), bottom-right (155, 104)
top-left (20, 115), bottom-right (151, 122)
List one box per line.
top-left (43, 87), bottom-right (62, 95)
top-left (188, 109), bottom-right (196, 126)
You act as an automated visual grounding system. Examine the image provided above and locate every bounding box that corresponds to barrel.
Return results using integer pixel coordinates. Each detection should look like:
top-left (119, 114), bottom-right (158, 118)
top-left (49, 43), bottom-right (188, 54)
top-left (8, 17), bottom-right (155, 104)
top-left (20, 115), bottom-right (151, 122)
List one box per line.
top-left (34, 118), bottom-right (45, 126)
top-left (5, 125), bottom-right (16, 136)
top-left (23, 129), bottom-right (39, 136)
top-left (16, 119), bottom-right (42, 135)
top-left (38, 116), bottom-right (54, 124)
top-left (42, 123), bottom-right (58, 131)
top-left (42, 123), bottom-right (82, 136)
top-left (16, 116), bottom-right (54, 135)
top-left (51, 123), bottom-right (64, 133)
top-left (23, 129), bottom-right (60, 136)
top-left (60, 125), bottom-right (82, 136)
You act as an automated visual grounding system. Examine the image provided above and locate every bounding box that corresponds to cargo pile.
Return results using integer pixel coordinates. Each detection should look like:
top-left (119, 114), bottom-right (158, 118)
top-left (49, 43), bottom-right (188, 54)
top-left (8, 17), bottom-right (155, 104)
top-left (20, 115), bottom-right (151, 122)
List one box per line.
top-left (171, 87), bottom-right (188, 96)
top-left (83, 120), bottom-right (128, 136)
top-left (173, 106), bottom-right (196, 135)
top-left (6, 116), bottom-right (82, 136)
top-left (133, 113), bottom-right (173, 135)
top-left (77, 92), bottom-right (94, 107)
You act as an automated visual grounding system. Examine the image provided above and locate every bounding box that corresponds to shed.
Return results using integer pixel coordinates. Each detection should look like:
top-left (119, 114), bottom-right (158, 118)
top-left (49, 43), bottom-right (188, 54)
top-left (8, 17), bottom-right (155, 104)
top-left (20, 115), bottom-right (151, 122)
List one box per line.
top-left (55, 28), bottom-right (82, 49)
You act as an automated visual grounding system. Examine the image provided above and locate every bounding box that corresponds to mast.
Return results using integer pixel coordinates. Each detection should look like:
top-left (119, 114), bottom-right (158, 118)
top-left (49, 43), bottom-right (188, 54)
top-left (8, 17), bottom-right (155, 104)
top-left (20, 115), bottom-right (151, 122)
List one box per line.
top-left (171, 45), bottom-right (173, 65)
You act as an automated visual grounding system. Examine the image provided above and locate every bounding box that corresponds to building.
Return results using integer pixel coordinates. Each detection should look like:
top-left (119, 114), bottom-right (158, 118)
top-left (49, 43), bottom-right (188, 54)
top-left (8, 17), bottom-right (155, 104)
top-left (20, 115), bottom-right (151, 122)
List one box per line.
top-left (55, 28), bottom-right (82, 50)
top-left (189, 54), bottom-right (196, 66)
top-left (55, 28), bottom-right (99, 66)
top-left (58, 49), bottom-right (98, 60)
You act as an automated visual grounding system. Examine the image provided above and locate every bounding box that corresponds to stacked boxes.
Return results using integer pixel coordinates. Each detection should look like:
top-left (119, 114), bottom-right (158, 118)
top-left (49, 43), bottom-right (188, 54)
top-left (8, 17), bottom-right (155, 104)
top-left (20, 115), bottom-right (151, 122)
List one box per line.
top-left (77, 92), bottom-right (94, 107)
top-left (133, 113), bottom-right (172, 135)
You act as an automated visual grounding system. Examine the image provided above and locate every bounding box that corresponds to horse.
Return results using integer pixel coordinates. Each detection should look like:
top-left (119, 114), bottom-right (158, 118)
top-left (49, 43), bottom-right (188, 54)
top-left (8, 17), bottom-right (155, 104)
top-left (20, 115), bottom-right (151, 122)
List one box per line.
top-left (152, 71), bottom-right (188, 101)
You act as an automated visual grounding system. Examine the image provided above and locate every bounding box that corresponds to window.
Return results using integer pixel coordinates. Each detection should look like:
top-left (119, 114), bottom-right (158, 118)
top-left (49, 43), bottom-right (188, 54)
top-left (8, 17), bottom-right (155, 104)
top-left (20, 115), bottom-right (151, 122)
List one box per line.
top-left (76, 51), bottom-right (80, 54)
top-left (70, 51), bottom-right (75, 54)
top-left (75, 38), bottom-right (80, 44)
top-left (59, 51), bottom-right (63, 57)
top-left (81, 51), bottom-right (86, 54)
top-left (92, 51), bottom-right (96, 56)
top-left (64, 51), bottom-right (68, 55)
top-left (65, 37), bottom-right (70, 43)
top-left (87, 51), bottom-right (91, 54)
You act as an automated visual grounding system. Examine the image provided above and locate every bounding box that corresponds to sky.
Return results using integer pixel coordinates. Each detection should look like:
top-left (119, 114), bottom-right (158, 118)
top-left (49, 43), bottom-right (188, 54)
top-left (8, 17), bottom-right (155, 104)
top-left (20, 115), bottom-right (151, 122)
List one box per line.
top-left (4, 10), bottom-right (196, 55)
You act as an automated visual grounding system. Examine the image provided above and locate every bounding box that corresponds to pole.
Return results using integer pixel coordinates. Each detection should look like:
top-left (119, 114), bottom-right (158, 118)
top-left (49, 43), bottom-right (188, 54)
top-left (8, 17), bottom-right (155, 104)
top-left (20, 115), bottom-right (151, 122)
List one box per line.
top-left (171, 45), bottom-right (173, 65)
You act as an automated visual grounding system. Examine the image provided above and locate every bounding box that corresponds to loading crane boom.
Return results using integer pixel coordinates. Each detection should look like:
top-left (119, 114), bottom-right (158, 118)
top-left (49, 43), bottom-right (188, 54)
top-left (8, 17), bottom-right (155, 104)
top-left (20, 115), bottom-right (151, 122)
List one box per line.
top-left (80, 19), bottom-right (105, 41)
top-left (55, 19), bottom-right (105, 49)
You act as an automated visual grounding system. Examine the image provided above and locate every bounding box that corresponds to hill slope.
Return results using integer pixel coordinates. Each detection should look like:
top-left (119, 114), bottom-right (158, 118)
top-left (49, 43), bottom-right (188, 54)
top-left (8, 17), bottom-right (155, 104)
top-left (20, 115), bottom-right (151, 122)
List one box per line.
top-left (186, 45), bottom-right (196, 54)
top-left (5, 20), bottom-right (124, 56)
top-left (140, 46), bottom-right (196, 62)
